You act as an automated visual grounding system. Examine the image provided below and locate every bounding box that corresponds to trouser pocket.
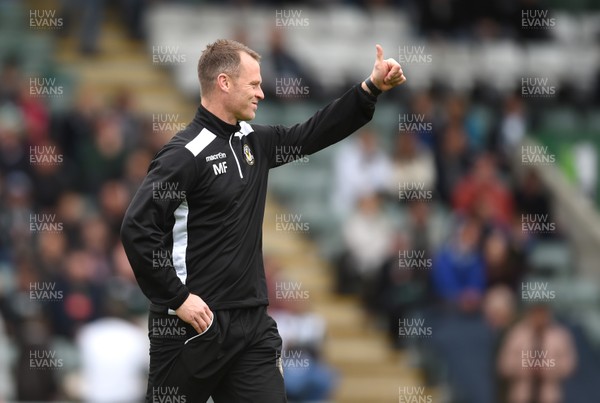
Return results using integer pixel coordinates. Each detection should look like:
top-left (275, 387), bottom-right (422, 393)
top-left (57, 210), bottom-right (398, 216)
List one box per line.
top-left (179, 311), bottom-right (223, 378)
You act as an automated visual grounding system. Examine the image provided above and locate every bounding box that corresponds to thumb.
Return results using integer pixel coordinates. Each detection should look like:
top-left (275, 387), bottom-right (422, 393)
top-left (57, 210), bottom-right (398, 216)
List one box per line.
top-left (375, 44), bottom-right (384, 63)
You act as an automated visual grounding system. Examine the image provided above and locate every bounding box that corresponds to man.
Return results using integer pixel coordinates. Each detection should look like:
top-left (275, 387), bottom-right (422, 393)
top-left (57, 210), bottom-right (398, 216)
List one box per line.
top-left (497, 303), bottom-right (576, 403)
top-left (121, 39), bottom-right (406, 402)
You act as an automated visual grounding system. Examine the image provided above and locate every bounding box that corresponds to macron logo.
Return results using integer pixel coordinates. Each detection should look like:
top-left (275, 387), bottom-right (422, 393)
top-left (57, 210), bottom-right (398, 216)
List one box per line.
top-left (206, 152), bottom-right (226, 162)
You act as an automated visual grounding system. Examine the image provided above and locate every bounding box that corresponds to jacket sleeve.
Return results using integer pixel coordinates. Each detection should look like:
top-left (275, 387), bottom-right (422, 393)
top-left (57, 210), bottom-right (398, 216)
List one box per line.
top-left (256, 83), bottom-right (378, 168)
top-left (120, 145), bottom-right (197, 310)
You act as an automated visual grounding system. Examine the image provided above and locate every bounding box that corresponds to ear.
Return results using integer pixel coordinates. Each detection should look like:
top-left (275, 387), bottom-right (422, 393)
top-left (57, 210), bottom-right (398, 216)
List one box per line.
top-left (216, 73), bottom-right (230, 93)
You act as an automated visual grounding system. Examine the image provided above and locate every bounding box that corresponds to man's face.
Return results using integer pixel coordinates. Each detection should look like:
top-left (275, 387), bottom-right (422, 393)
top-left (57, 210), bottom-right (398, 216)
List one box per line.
top-left (227, 52), bottom-right (264, 122)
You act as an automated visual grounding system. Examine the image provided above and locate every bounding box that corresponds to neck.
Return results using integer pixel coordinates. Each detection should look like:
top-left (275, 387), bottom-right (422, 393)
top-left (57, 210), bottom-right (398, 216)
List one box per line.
top-left (201, 97), bottom-right (236, 125)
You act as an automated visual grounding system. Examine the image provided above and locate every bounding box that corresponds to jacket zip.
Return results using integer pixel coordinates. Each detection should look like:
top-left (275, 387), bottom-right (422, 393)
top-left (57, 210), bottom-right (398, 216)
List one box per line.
top-left (229, 133), bottom-right (244, 179)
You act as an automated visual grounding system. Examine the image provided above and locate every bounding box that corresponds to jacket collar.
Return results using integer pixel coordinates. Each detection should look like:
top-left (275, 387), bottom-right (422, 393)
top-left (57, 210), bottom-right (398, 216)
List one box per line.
top-left (193, 104), bottom-right (240, 138)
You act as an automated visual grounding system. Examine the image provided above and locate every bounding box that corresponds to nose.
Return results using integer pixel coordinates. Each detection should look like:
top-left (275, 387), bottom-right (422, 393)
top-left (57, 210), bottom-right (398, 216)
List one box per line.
top-left (256, 85), bottom-right (264, 101)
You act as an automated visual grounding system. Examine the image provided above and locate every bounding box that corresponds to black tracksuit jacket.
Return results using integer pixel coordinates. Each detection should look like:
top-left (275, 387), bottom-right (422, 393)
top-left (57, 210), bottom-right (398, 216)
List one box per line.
top-left (120, 83), bottom-right (377, 312)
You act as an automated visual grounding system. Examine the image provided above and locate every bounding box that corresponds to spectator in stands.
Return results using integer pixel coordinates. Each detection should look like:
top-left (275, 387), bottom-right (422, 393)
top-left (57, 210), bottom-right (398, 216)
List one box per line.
top-left (109, 242), bottom-right (149, 314)
top-left (98, 180), bottom-right (130, 235)
top-left (445, 94), bottom-right (486, 154)
top-left (30, 141), bottom-right (74, 209)
top-left (261, 28), bottom-right (323, 101)
top-left (76, 297), bottom-right (148, 403)
top-left (123, 149), bottom-right (153, 195)
top-left (494, 92), bottom-right (527, 165)
top-left (0, 314), bottom-right (12, 401)
top-left (14, 315), bottom-right (59, 401)
top-left (483, 228), bottom-right (526, 291)
top-left (59, 0), bottom-right (103, 54)
top-left (81, 215), bottom-right (113, 280)
top-left (2, 172), bottom-right (34, 250)
top-left (407, 90), bottom-right (438, 150)
top-left (110, 88), bottom-right (142, 150)
top-left (514, 168), bottom-right (555, 239)
top-left (0, 104), bottom-right (28, 174)
top-left (431, 215), bottom-right (485, 311)
top-left (483, 285), bottom-right (517, 332)
top-left (497, 303), bottom-right (577, 403)
top-left (331, 128), bottom-right (391, 217)
top-left (452, 152), bottom-right (514, 227)
top-left (402, 199), bottom-right (439, 255)
top-left (373, 233), bottom-right (432, 349)
top-left (48, 250), bottom-right (105, 339)
top-left (35, 230), bottom-right (68, 278)
top-left (483, 285), bottom-right (518, 403)
top-left (339, 192), bottom-right (394, 300)
top-left (270, 298), bottom-right (337, 402)
top-left (80, 114), bottom-right (127, 193)
top-left (55, 191), bottom-right (87, 248)
top-left (18, 80), bottom-right (50, 146)
top-left (387, 131), bottom-right (436, 197)
top-left (434, 121), bottom-right (471, 203)
top-left (52, 86), bottom-right (102, 164)
top-left (415, 0), bottom-right (461, 39)
top-left (0, 57), bottom-right (21, 105)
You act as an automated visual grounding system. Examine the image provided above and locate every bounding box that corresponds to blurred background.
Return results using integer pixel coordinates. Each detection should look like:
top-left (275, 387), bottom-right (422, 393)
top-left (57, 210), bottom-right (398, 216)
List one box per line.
top-left (1, 0), bottom-right (600, 402)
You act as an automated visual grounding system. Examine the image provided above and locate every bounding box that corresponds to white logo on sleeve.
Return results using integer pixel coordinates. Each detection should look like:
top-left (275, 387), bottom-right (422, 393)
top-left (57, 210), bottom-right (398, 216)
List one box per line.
top-left (212, 161), bottom-right (227, 175)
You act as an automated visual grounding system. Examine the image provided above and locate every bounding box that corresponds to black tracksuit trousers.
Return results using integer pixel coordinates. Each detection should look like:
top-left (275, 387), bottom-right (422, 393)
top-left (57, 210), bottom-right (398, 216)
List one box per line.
top-left (147, 306), bottom-right (286, 403)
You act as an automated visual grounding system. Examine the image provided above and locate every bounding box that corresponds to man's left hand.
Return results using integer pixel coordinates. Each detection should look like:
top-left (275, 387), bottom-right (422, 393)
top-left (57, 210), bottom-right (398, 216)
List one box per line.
top-left (367, 44), bottom-right (407, 92)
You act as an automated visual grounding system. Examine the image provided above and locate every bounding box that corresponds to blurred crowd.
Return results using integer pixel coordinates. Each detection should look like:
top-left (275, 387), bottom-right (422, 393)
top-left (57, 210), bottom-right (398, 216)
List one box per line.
top-left (328, 84), bottom-right (581, 402)
top-left (0, 55), bottom-right (160, 400)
